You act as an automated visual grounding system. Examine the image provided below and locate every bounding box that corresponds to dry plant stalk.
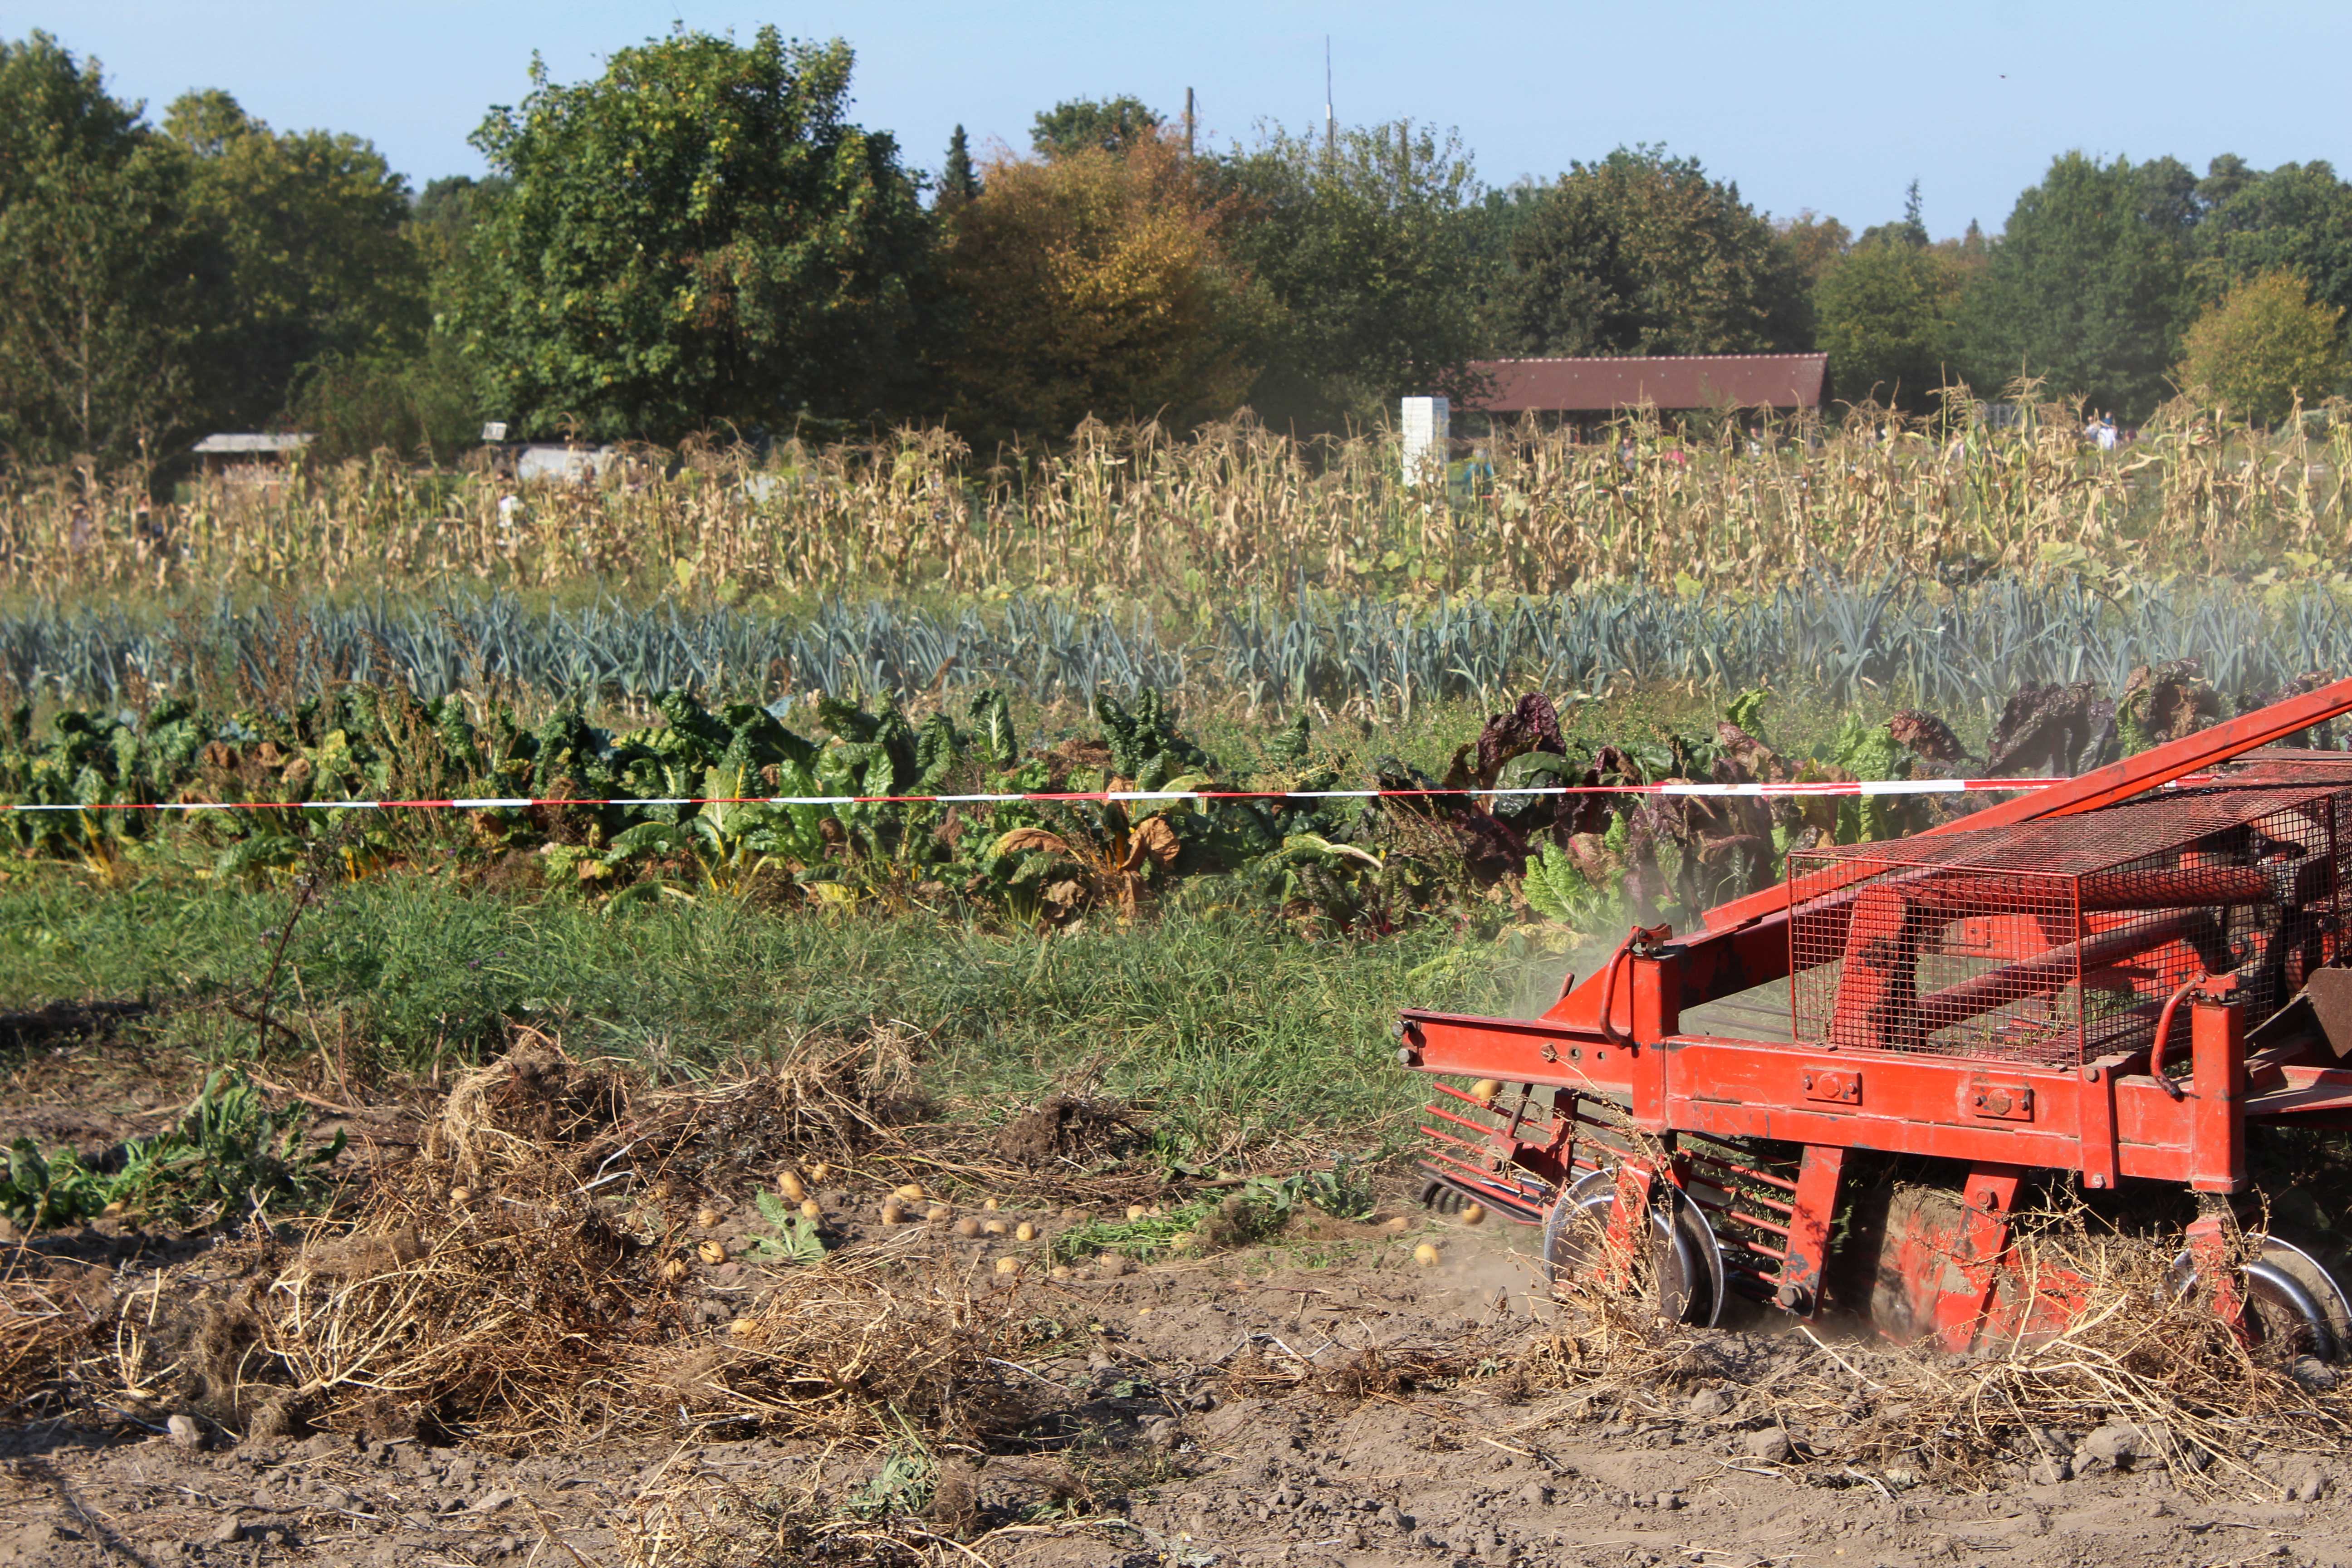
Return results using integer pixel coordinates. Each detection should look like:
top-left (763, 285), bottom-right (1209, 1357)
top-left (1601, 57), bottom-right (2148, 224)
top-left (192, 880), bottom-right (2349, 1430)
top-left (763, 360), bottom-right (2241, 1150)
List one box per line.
top-left (433, 1023), bottom-right (924, 1189)
top-left (617, 1458), bottom-right (964, 1568)
top-left (0, 1267), bottom-right (95, 1419)
top-left (259, 1171), bottom-right (674, 1440)
top-left (627, 1263), bottom-right (1027, 1444)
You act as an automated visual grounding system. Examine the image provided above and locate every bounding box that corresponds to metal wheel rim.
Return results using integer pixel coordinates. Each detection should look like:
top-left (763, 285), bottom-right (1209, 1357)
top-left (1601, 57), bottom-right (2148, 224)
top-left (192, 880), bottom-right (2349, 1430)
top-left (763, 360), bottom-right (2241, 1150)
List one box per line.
top-left (1542, 1166), bottom-right (1724, 1328)
top-left (2166, 1235), bottom-right (2352, 1363)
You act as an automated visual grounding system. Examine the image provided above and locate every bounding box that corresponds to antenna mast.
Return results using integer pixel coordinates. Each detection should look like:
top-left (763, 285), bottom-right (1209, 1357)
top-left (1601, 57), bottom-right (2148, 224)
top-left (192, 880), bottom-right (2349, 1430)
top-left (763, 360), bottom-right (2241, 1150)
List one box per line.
top-left (1323, 37), bottom-right (1335, 165)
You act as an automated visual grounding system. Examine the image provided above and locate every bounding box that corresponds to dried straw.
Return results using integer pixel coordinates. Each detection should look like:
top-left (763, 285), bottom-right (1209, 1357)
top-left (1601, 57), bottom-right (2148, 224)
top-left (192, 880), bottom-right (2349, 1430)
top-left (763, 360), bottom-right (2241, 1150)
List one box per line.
top-left (1518, 1207), bottom-right (2352, 1495)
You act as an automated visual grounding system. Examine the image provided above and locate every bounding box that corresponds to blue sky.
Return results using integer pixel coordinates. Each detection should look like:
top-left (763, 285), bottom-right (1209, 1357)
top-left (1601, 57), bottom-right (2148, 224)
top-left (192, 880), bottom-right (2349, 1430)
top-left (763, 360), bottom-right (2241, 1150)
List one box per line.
top-left (33, 1), bottom-right (2352, 240)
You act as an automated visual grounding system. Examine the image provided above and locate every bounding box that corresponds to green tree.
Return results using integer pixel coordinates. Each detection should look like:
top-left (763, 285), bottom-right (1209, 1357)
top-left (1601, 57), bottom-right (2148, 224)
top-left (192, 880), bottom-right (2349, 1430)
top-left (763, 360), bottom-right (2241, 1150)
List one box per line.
top-left (163, 89), bottom-right (426, 431)
top-left (411, 174), bottom-right (508, 304)
top-left (0, 33), bottom-right (205, 465)
top-left (2174, 270), bottom-right (2347, 425)
top-left (939, 124), bottom-right (980, 209)
top-left (1215, 120), bottom-right (1488, 429)
top-left (1963, 152), bottom-right (2200, 419)
top-left (282, 337), bottom-right (482, 462)
top-left (1815, 185), bottom-right (1972, 413)
top-left (1493, 146), bottom-right (1811, 358)
top-left (2195, 157), bottom-right (2352, 318)
top-left (457, 29), bottom-right (929, 441)
top-left (938, 133), bottom-right (1259, 441)
top-left (1778, 210), bottom-right (1853, 287)
top-left (275, 175), bottom-right (500, 463)
top-left (1031, 96), bottom-right (1160, 159)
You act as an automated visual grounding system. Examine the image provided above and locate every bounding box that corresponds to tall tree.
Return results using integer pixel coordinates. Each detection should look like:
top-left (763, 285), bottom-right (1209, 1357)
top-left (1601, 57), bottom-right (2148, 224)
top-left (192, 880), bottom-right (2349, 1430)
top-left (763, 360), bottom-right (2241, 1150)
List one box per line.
top-left (2174, 271), bottom-right (2347, 425)
top-left (1215, 120), bottom-right (1487, 429)
top-left (410, 174), bottom-right (509, 305)
top-left (1777, 210), bottom-right (1853, 287)
top-left (0, 33), bottom-right (205, 465)
top-left (2195, 157), bottom-right (2352, 320)
top-left (456, 29), bottom-right (929, 441)
top-left (938, 133), bottom-right (1259, 441)
top-left (1815, 230), bottom-right (1970, 413)
top-left (1962, 152), bottom-right (2200, 419)
top-left (1030, 96), bottom-right (1160, 159)
top-left (163, 89), bottom-right (426, 431)
top-left (939, 124), bottom-right (980, 210)
top-left (1493, 146), bottom-right (1811, 358)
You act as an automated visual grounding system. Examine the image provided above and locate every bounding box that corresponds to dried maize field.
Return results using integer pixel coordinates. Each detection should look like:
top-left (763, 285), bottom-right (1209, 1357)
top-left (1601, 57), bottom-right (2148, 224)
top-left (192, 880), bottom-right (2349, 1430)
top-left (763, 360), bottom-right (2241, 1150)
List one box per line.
top-left (9, 404), bottom-right (2352, 606)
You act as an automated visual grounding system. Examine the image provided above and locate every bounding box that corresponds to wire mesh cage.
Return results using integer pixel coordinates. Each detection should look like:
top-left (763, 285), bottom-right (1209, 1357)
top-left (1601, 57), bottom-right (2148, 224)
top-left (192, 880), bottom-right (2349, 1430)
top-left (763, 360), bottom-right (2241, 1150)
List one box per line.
top-left (1787, 787), bottom-right (2346, 1066)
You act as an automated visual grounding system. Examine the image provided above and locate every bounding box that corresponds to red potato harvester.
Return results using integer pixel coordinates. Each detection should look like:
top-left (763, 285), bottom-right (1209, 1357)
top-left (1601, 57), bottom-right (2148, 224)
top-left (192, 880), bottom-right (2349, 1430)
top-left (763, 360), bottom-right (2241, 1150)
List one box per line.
top-left (1401, 676), bottom-right (2352, 1356)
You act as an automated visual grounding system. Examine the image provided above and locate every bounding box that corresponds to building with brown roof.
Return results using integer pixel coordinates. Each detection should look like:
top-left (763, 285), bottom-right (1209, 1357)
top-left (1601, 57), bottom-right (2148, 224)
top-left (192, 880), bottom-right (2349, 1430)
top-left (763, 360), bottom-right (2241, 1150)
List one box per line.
top-left (1462, 353), bottom-right (1830, 427)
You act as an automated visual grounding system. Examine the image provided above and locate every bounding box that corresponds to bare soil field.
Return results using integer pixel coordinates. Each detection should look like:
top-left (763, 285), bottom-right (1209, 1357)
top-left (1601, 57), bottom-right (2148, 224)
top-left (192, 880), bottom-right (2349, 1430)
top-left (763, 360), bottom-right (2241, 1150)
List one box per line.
top-left (6, 1032), bottom-right (2352, 1568)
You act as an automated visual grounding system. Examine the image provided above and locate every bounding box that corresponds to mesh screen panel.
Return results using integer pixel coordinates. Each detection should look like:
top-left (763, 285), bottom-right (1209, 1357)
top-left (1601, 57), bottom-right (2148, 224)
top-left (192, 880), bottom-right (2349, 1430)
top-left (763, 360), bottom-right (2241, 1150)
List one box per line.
top-left (1788, 787), bottom-right (2344, 1065)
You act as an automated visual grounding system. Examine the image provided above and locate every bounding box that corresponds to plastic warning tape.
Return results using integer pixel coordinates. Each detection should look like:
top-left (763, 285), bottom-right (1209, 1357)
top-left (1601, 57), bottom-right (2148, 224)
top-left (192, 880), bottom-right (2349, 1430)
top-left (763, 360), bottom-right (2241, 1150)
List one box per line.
top-left (3, 777), bottom-right (2078, 814)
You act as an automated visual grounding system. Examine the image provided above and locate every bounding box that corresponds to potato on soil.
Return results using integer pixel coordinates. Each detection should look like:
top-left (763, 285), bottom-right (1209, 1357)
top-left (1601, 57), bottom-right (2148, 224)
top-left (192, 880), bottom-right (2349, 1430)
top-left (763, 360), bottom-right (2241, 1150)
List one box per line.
top-left (879, 1201), bottom-right (904, 1226)
top-left (926, 1203), bottom-right (952, 1222)
top-left (1460, 1203), bottom-right (1487, 1226)
top-left (661, 1257), bottom-right (691, 1282)
top-left (1413, 1242), bottom-right (1441, 1266)
top-left (1014, 1222), bottom-right (1037, 1242)
top-left (993, 1256), bottom-right (1019, 1274)
top-left (982, 1197), bottom-right (1000, 1212)
top-left (697, 1239), bottom-right (728, 1264)
top-left (1126, 1204), bottom-right (1149, 1220)
top-left (776, 1171), bottom-right (806, 1202)
top-left (695, 1206), bottom-right (721, 1228)
top-left (799, 1199), bottom-right (823, 1222)
top-left (893, 1183), bottom-right (925, 1202)
top-left (982, 1219), bottom-right (1007, 1236)
top-left (953, 1218), bottom-right (980, 1238)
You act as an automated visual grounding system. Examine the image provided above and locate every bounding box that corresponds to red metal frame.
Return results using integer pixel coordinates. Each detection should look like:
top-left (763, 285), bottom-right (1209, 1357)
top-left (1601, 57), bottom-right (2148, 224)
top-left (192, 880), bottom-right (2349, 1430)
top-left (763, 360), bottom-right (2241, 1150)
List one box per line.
top-left (1402, 676), bottom-right (2352, 1350)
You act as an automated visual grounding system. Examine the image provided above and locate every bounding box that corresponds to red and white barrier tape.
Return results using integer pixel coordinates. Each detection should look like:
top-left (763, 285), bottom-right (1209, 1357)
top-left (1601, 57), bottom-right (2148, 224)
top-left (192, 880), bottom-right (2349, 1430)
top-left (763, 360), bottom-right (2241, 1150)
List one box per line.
top-left (5, 777), bottom-right (2085, 814)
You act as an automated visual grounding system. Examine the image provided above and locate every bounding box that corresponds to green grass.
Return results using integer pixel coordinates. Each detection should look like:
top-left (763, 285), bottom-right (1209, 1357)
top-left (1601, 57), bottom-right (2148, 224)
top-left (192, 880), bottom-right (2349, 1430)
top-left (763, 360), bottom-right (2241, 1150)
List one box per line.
top-left (0, 865), bottom-right (1535, 1161)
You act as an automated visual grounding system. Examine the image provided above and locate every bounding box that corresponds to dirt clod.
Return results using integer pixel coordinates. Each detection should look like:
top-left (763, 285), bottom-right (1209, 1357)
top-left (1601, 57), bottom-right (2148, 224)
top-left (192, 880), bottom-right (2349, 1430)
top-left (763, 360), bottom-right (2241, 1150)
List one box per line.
top-left (991, 1093), bottom-right (1135, 1166)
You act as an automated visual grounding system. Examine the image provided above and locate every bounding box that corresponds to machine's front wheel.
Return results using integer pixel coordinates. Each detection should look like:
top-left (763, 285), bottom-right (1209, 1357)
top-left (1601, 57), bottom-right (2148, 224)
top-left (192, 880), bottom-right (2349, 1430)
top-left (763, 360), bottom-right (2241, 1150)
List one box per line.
top-left (1542, 1166), bottom-right (1725, 1328)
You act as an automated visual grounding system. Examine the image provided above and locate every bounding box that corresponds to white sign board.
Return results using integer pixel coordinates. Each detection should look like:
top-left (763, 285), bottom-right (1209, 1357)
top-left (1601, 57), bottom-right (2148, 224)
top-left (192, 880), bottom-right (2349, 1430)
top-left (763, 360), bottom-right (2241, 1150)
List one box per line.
top-left (1400, 397), bottom-right (1448, 488)
top-left (481, 422), bottom-right (509, 442)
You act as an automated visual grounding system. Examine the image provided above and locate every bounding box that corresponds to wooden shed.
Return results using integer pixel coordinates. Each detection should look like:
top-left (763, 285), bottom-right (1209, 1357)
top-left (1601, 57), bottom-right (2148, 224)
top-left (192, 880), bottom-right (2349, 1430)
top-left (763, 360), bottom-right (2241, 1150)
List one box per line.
top-left (1462, 353), bottom-right (1830, 430)
top-left (190, 433), bottom-right (315, 476)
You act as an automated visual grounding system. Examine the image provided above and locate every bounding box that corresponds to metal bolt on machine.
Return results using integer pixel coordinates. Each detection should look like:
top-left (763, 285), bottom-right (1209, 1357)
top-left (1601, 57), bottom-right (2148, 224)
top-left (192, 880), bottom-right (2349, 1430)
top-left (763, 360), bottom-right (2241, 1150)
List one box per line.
top-left (1402, 678), bottom-right (2352, 1355)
